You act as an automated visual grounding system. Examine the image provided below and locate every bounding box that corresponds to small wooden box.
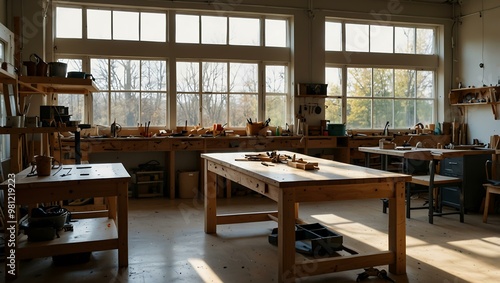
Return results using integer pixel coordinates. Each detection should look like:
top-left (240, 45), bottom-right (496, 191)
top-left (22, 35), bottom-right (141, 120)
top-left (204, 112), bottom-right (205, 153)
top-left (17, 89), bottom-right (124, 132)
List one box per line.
top-left (379, 140), bottom-right (395, 149)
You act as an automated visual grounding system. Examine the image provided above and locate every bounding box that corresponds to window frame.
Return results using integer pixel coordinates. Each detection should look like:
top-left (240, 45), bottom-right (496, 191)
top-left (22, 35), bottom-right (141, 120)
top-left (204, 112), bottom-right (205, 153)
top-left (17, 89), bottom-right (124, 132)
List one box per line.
top-left (325, 18), bottom-right (438, 130)
top-left (53, 4), bottom-right (292, 129)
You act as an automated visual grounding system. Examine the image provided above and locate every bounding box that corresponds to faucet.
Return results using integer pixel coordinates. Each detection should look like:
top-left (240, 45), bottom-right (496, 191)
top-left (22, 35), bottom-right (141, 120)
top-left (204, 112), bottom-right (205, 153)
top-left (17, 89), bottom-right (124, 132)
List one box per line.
top-left (382, 121), bottom-right (390, 136)
top-left (414, 123), bottom-right (424, 129)
top-left (402, 135), bottom-right (414, 147)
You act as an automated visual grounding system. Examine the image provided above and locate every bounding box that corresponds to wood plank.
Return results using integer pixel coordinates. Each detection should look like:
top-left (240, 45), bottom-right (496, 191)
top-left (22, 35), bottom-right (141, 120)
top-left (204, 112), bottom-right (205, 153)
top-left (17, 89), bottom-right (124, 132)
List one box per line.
top-left (292, 182), bottom-right (395, 202)
top-left (18, 76), bottom-right (98, 93)
top-left (388, 181), bottom-right (406, 274)
top-left (2, 82), bottom-right (14, 116)
top-left (117, 187), bottom-right (128, 267)
top-left (17, 218), bottom-right (118, 259)
top-left (204, 164), bottom-right (217, 234)
top-left (295, 252), bottom-right (394, 277)
top-left (278, 188), bottom-right (297, 282)
top-left (216, 211), bottom-right (278, 224)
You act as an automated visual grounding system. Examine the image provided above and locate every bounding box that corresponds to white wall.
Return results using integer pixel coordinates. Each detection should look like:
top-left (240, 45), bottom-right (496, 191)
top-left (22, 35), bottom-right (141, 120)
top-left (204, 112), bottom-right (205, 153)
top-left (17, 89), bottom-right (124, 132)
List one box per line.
top-left (457, 0), bottom-right (500, 144)
top-left (0, 0), bottom-right (6, 25)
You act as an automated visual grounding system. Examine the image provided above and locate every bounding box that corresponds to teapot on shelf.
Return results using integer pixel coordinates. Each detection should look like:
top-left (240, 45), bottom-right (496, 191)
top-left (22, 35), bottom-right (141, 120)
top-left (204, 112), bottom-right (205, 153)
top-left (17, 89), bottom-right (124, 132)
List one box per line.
top-left (110, 119), bottom-right (122, 138)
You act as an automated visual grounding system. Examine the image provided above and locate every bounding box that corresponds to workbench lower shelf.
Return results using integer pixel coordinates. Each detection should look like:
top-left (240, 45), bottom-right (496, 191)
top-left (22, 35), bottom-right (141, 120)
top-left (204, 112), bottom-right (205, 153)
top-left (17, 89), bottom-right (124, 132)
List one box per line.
top-left (17, 218), bottom-right (118, 260)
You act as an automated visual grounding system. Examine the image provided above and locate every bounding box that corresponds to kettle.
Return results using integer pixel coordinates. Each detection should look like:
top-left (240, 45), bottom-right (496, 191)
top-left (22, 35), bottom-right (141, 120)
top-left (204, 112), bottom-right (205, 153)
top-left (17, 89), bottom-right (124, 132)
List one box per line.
top-left (110, 119), bottom-right (122, 138)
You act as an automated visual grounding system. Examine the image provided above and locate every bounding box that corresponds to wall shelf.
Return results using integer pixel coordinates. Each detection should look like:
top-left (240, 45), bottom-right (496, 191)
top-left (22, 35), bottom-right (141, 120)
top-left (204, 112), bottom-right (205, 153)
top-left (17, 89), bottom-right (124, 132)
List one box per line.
top-left (449, 86), bottom-right (500, 119)
top-left (19, 76), bottom-right (98, 94)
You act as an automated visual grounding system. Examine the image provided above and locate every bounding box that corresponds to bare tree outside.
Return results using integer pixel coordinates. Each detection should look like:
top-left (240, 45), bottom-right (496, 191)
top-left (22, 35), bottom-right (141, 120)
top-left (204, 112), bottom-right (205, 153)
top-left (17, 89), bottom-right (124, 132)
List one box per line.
top-left (176, 61), bottom-right (284, 128)
top-left (57, 59), bottom-right (85, 122)
top-left (91, 58), bottom-right (167, 127)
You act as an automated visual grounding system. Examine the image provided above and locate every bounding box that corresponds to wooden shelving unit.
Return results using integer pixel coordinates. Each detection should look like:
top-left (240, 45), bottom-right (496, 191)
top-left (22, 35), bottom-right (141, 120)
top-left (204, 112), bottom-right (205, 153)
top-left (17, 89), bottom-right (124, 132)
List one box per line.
top-left (18, 76), bottom-right (98, 95)
top-left (0, 126), bottom-right (78, 173)
top-left (131, 170), bottom-right (164, 198)
top-left (449, 86), bottom-right (500, 119)
top-left (0, 70), bottom-right (98, 173)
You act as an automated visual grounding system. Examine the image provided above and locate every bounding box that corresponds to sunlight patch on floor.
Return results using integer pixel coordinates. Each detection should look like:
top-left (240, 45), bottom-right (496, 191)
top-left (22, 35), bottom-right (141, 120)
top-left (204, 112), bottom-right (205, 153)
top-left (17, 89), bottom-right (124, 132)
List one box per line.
top-left (188, 258), bottom-right (223, 283)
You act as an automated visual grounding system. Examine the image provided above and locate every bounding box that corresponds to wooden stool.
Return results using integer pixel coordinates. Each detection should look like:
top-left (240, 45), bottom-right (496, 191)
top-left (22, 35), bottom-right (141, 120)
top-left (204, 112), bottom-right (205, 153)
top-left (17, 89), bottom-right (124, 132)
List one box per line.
top-left (483, 184), bottom-right (500, 223)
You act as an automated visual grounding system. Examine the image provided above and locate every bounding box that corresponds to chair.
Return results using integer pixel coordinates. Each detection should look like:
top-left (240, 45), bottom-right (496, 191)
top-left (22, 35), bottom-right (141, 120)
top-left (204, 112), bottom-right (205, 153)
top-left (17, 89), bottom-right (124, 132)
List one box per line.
top-left (404, 151), bottom-right (464, 224)
top-left (482, 160), bottom-right (500, 223)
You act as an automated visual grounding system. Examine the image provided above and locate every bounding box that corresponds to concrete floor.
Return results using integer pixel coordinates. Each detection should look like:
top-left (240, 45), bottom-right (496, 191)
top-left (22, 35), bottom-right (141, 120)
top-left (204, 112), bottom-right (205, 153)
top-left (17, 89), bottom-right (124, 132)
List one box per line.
top-left (3, 195), bottom-right (500, 282)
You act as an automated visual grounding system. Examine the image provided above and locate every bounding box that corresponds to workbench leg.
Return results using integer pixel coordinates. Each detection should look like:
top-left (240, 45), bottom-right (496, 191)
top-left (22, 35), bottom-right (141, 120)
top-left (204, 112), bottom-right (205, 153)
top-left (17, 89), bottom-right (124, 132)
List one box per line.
top-left (10, 133), bottom-right (21, 173)
top-left (388, 181), bottom-right (406, 275)
top-left (117, 181), bottom-right (129, 267)
top-left (107, 196), bottom-right (117, 221)
top-left (278, 189), bottom-right (296, 282)
top-left (169, 151), bottom-right (176, 199)
top-left (204, 161), bottom-right (217, 234)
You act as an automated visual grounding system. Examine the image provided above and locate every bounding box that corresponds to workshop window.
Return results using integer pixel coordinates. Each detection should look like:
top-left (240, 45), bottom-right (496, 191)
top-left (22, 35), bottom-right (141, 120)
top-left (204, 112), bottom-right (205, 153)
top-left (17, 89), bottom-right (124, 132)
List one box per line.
top-left (177, 61), bottom-right (271, 128)
top-left (325, 19), bottom-right (437, 129)
top-left (0, 95), bottom-right (8, 161)
top-left (325, 67), bottom-right (343, 124)
top-left (327, 21), bottom-right (435, 55)
top-left (265, 19), bottom-right (287, 47)
top-left (346, 67), bottom-right (434, 129)
top-left (56, 7), bottom-right (82, 39)
top-left (91, 58), bottom-right (167, 127)
top-left (265, 65), bottom-right (288, 128)
top-left (0, 41), bottom-right (4, 62)
top-left (56, 59), bottom-right (85, 122)
top-left (57, 7), bottom-right (166, 42)
top-left (176, 14), bottom-right (288, 47)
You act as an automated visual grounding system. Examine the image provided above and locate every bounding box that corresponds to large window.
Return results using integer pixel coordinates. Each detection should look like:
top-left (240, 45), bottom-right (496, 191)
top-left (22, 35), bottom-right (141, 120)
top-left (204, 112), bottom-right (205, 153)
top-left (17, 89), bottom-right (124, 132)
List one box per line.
top-left (176, 14), bottom-right (287, 47)
top-left (57, 59), bottom-right (85, 122)
top-left (176, 61), bottom-right (288, 127)
top-left (346, 68), bottom-right (434, 129)
top-left (57, 7), bottom-right (167, 42)
top-left (176, 61), bottom-right (258, 127)
top-left (326, 21), bottom-right (435, 55)
top-left (91, 58), bottom-right (167, 126)
top-left (325, 67), bottom-right (342, 124)
top-left (55, 5), bottom-right (291, 129)
top-left (325, 20), bottom-right (437, 129)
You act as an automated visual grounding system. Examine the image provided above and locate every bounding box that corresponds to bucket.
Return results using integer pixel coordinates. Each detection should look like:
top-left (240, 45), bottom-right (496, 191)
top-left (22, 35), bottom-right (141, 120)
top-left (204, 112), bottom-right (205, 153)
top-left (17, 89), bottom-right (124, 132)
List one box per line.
top-left (36, 61), bottom-right (48, 76)
top-left (327, 124), bottom-right (346, 136)
top-left (48, 62), bottom-right (68, 77)
top-left (23, 61), bottom-right (37, 76)
top-left (35, 155), bottom-right (60, 176)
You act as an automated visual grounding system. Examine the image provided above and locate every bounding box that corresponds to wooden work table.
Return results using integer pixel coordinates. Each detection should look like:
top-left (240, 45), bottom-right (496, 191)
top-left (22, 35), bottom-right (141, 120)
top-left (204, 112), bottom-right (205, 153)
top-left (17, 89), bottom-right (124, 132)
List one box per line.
top-left (358, 146), bottom-right (495, 169)
top-left (55, 135), bottom-right (350, 198)
top-left (359, 146), bottom-right (495, 212)
top-left (201, 151), bottom-right (410, 282)
top-left (0, 163), bottom-right (130, 280)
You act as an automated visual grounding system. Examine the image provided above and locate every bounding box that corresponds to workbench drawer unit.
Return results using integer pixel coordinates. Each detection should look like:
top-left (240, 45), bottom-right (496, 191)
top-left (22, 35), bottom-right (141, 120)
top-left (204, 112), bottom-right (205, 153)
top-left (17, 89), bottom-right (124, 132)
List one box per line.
top-left (131, 170), bottom-right (164, 198)
top-left (440, 154), bottom-right (490, 212)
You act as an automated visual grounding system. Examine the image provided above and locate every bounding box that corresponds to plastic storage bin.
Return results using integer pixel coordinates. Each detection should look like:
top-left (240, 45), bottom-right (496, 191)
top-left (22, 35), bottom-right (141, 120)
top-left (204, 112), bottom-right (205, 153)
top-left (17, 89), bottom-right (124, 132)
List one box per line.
top-left (178, 171), bottom-right (199, 199)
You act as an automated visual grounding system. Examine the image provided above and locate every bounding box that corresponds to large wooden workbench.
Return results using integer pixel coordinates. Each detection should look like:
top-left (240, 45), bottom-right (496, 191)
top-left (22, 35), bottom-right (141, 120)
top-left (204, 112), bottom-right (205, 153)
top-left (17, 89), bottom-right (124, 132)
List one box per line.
top-left (202, 151), bottom-right (410, 282)
top-left (54, 134), bottom-right (453, 199)
top-left (55, 135), bottom-right (350, 198)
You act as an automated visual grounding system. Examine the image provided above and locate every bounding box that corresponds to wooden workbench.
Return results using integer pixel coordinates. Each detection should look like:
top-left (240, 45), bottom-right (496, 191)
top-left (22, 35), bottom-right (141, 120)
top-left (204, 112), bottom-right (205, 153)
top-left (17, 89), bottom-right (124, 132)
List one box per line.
top-left (0, 163), bottom-right (130, 280)
top-left (56, 135), bottom-right (350, 199)
top-left (201, 151), bottom-right (410, 282)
